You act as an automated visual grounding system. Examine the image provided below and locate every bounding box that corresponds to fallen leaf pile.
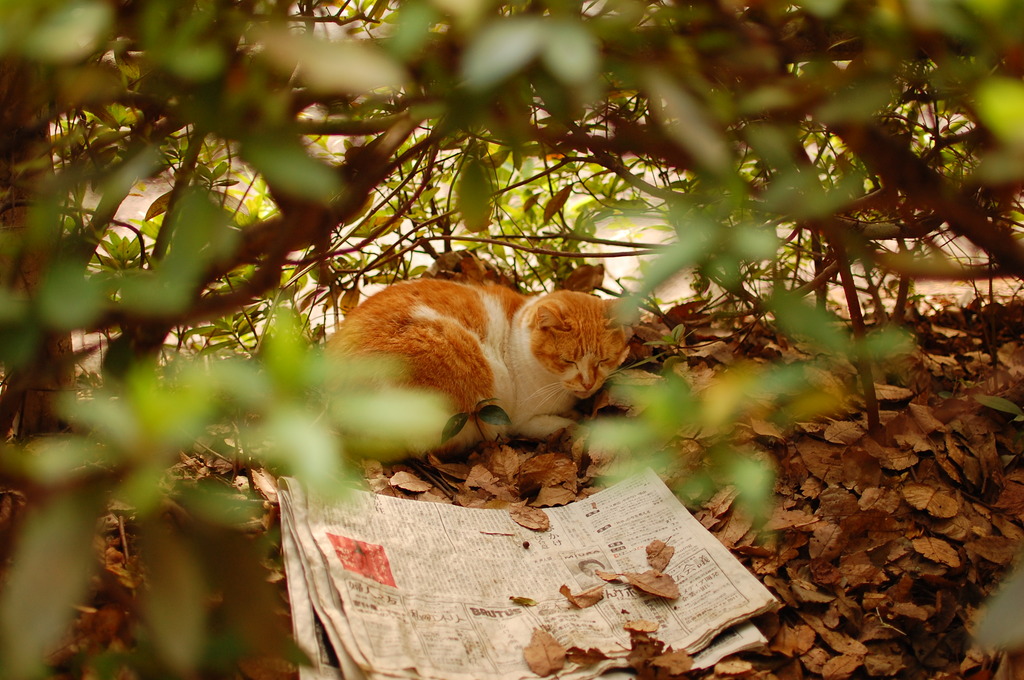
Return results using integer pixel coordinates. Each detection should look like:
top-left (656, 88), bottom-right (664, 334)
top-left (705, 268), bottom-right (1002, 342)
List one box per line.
top-left (364, 296), bottom-right (1024, 679)
top-left (15, 288), bottom-right (1024, 680)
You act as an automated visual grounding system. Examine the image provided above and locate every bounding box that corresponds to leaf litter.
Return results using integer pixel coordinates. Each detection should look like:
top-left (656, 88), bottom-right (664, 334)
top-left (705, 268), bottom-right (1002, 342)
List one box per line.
top-left (356, 295), bottom-right (1024, 679)
top-left (31, 291), bottom-right (1024, 679)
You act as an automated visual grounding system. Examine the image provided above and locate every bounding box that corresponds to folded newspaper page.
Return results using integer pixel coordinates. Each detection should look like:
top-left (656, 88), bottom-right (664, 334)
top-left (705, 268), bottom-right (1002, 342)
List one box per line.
top-left (281, 468), bottom-right (777, 680)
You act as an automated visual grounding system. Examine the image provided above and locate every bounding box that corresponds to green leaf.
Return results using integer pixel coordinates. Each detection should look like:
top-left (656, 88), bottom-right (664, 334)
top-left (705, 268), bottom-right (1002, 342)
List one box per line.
top-left (241, 136), bottom-right (341, 202)
top-left (768, 289), bottom-right (850, 354)
top-left (644, 70), bottom-right (730, 175)
top-left (260, 407), bottom-right (346, 494)
top-left (627, 220), bottom-right (715, 307)
top-left (23, 0), bottom-right (112, 63)
top-left (974, 394), bottom-right (1024, 417)
top-left (462, 17), bottom-right (545, 90)
top-left (442, 412), bottom-right (470, 442)
top-left (334, 388), bottom-right (449, 441)
top-left (390, 0), bottom-right (438, 58)
top-left (456, 156), bottom-right (493, 232)
top-left (0, 490), bottom-right (104, 678)
top-left (723, 453), bottom-right (775, 518)
top-left (118, 271), bottom-right (193, 316)
top-left (976, 77), bottom-right (1024, 146)
top-left (541, 20), bottom-right (599, 87)
top-left (797, 0), bottom-right (847, 18)
top-left (26, 437), bottom-right (112, 484)
top-left (260, 29), bottom-right (407, 94)
top-left (140, 522), bottom-right (207, 674)
top-left (478, 403), bottom-right (512, 426)
top-left (37, 260), bottom-right (105, 331)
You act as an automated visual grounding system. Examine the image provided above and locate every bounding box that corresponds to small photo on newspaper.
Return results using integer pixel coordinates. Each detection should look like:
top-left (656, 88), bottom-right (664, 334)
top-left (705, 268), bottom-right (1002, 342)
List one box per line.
top-left (280, 468), bottom-right (778, 680)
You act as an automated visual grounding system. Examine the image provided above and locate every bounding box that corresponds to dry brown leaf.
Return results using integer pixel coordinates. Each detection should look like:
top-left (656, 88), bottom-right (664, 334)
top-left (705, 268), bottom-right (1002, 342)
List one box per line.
top-left (565, 646), bottom-right (609, 666)
top-left (531, 486), bottom-right (577, 507)
top-left (902, 482), bottom-right (961, 518)
top-left (561, 263), bottom-right (605, 292)
top-left (250, 468), bottom-right (280, 503)
top-left (465, 464), bottom-right (502, 491)
top-left (965, 535), bottom-right (1018, 565)
top-left (558, 583), bottom-right (605, 609)
top-left (839, 551), bottom-right (887, 588)
top-left (486, 445), bottom-right (521, 487)
top-left (388, 471), bottom-right (432, 494)
top-left (798, 612), bottom-right (869, 657)
top-left (509, 596), bottom-right (538, 607)
top-left (713, 658), bottom-right (754, 676)
top-left (802, 647), bottom-right (831, 675)
top-left (650, 649), bottom-right (693, 675)
top-left (688, 340), bottom-right (737, 364)
top-left (796, 439), bottom-right (845, 482)
top-left (626, 630), bottom-right (666, 671)
top-left (858, 486), bottom-right (902, 514)
top-left (790, 579), bottom-right (835, 604)
top-left (646, 540), bottom-right (675, 571)
top-left (238, 655), bottom-right (296, 680)
top-left (624, 619), bottom-right (660, 633)
top-left (703, 486), bottom-right (740, 520)
top-left (595, 569), bottom-right (620, 582)
top-left (861, 436), bottom-right (919, 470)
top-left (874, 383), bottom-right (915, 402)
top-left (518, 453), bottom-right (578, 495)
top-left (822, 653), bottom-right (863, 680)
top-left (510, 505), bottom-right (550, 532)
top-left (749, 418), bottom-right (785, 440)
top-left (715, 511), bottom-right (754, 549)
top-left (864, 651), bottom-right (907, 676)
top-left (995, 476), bottom-right (1024, 514)
top-left (908, 402), bottom-right (946, 435)
top-left (363, 459), bottom-right (389, 493)
top-left (911, 536), bottom-right (962, 568)
top-left (890, 601), bottom-right (930, 621)
top-left (622, 570), bottom-right (680, 599)
top-left (543, 185), bottom-right (573, 223)
top-left (765, 508), bottom-right (818, 531)
top-left (769, 622), bottom-right (816, 657)
top-left (524, 628), bottom-right (565, 676)
top-left (809, 521), bottom-right (846, 561)
top-left (824, 419), bottom-right (866, 445)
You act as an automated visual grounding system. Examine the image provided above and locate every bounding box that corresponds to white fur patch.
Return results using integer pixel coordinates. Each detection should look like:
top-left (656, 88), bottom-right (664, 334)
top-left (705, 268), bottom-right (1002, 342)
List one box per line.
top-left (410, 304), bottom-right (444, 322)
top-left (478, 293), bottom-right (509, 346)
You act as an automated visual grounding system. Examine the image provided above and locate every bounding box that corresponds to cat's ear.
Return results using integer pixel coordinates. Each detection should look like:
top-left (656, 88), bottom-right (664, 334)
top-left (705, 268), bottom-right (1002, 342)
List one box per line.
top-left (535, 302), bottom-right (570, 331)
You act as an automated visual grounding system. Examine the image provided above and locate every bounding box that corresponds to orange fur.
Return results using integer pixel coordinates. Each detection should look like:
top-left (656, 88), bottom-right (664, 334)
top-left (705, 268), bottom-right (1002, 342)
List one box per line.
top-left (329, 279), bottom-right (628, 455)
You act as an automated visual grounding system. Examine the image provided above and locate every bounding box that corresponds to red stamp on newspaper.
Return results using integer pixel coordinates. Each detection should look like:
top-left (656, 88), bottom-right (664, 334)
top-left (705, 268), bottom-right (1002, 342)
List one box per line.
top-left (325, 533), bottom-right (397, 587)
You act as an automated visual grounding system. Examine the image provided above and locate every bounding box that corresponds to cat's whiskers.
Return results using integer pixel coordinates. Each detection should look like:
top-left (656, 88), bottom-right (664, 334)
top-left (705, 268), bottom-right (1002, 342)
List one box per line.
top-left (525, 381), bottom-right (565, 409)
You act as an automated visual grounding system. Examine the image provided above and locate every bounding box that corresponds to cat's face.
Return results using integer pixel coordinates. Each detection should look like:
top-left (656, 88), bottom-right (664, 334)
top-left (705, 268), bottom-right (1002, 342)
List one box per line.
top-left (529, 292), bottom-right (629, 398)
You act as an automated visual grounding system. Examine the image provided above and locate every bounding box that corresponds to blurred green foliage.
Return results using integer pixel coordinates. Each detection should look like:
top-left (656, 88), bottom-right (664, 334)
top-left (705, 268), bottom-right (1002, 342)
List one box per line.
top-left (0, 0), bottom-right (1022, 675)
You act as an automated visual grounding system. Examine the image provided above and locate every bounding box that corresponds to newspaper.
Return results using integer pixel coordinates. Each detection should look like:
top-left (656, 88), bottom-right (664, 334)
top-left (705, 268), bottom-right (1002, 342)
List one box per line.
top-left (280, 468), bottom-right (777, 680)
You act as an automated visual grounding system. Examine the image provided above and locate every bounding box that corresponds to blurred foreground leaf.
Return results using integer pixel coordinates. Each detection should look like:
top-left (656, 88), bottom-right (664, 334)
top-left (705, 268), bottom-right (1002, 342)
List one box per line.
top-left (0, 489), bottom-right (104, 679)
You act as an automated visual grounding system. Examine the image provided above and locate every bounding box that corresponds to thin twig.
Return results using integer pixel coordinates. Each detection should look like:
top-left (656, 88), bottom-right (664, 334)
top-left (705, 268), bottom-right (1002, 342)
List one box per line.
top-left (831, 234), bottom-right (881, 436)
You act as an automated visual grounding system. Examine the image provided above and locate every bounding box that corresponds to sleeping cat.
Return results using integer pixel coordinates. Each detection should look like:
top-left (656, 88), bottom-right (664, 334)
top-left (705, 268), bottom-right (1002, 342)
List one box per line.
top-left (328, 279), bottom-right (629, 455)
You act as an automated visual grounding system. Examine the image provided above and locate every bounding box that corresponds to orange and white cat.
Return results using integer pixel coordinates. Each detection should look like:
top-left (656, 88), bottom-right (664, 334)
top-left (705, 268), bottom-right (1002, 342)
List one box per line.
top-left (329, 279), bottom-right (629, 455)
